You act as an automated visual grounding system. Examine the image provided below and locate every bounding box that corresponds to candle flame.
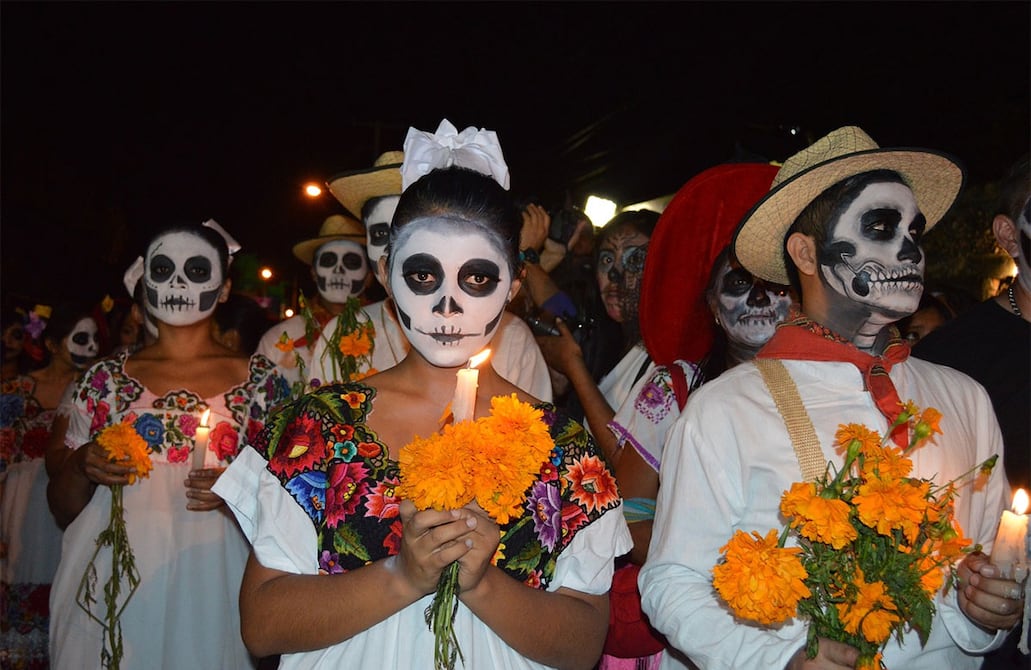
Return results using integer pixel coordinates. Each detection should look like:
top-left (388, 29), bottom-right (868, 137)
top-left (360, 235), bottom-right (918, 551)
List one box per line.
top-left (1013, 488), bottom-right (1029, 515)
top-left (200, 409), bottom-right (211, 427)
top-left (468, 349), bottom-right (491, 369)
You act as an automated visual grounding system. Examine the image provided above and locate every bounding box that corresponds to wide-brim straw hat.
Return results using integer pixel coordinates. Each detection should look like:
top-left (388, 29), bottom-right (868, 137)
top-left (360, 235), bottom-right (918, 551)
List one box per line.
top-left (292, 214), bottom-right (367, 265)
top-left (733, 126), bottom-right (964, 285)
top-left (327, 151), bottom-right (405, 219)
top-left (639, 162), bottom-right (779, 366)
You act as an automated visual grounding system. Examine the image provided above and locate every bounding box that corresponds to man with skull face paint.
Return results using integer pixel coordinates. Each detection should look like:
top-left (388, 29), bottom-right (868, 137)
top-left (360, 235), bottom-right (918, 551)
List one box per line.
top-left (255, 213), bottom-right (375, 395)
top-left (46, 221), bottom-right (289, 670)
top-left (214, 128), bottom-right (630, 670)
top-left (640, 128), bottom-right (1021, 670)
top-left (322, 146), bottom-right (553, 401)
top-left (1, 302), bottom-right (98, 666)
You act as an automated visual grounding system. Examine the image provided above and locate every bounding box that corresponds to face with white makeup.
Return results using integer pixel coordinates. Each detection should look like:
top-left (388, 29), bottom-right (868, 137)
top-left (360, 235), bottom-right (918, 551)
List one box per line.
top-left (363, 195), bottom-right (401, 283)
top-left (388, 218), bottom-right (516, 367)
top-left (143, 226), bottom-right (230, 327)
top-left (386, 166), bottom-right (524, 368)
top-left (812, 175), bottom-right (927, 323)
top-left (709, 252), bottom-right (794, 349)
top-left (312, 239), bottom-right (369, 304)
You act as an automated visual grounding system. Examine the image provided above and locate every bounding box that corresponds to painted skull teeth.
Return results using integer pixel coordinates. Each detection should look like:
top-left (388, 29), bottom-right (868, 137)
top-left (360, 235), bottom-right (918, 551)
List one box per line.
top-left (160, 295), bottom-right (197, 310)
top-left (420, 325), bottom-right (474, 345)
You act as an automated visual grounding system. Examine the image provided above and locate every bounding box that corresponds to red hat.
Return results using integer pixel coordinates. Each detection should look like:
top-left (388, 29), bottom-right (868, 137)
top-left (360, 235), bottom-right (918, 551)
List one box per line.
top-left (639, 162), bottom-right (779, 366)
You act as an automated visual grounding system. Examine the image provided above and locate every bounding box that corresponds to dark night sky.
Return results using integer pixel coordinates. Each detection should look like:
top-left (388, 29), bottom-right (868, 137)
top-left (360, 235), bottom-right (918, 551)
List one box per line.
top-left (2, 1), bottom-right (1028, 306)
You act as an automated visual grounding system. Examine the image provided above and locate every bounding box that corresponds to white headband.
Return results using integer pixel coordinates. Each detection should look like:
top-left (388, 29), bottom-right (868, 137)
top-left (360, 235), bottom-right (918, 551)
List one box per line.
top-left (202, 219), bottom-right (242, 258)
top-left (400, 119), bottom-right (510, 191)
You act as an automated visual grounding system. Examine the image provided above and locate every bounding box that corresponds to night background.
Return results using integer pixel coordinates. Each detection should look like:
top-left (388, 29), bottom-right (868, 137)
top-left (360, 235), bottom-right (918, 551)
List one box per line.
top-left (2, 1), bottom-right (1028, 310)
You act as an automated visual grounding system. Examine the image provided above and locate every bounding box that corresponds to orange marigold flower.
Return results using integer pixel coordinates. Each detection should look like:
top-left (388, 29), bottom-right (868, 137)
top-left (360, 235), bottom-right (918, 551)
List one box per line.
top-left (713, 529), bottom-right (810, 625)
top-left (396, 425), bottom-right (472, 511)
top-left (860, 445), bottom-right (913, 481)
top-left (858, 652), bottom-right (883, 670)
top-left (912, 406), bottom-right (943, 445)
top-left (274, 332), bottom-right (295, 353)
top-left (780, 482), bottom-right (857, 549)
top-left (835, 568), bottom-right (900, 644)
top-left (917, 552), bottom-right (946, 596)
top-left (854, 477), bottom-right (931, 544)
top-left (338, 330), bottom-right (372, 357)
top-left (835, 423), bottom-right (881, 455)
top-left (96, 422), bottom-right (153, 485)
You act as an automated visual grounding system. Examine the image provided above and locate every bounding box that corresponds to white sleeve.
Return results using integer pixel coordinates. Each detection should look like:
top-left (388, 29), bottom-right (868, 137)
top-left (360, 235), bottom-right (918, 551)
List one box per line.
top-left (213, 446), bottom-right (320, 575)
top-left (639, 406), bottom-right (805, 670)
top-left (549, 501), bottom-right (632, 595)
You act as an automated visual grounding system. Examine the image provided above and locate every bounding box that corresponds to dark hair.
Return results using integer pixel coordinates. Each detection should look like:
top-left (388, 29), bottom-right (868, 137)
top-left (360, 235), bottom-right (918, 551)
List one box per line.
top-left (214, 293), bottom-right (272, 355)
top-left (783, 169), bottom-right (906, 293)
top-left (145, 221), bottom-right (232, 278)
top-left (37, 301), bottom-right (95, 368)
top-left (597, 209), bottom-right (660, 246)
top-left (995, 154), bottom-right (1030, 221)
top-left (389, 166), bottom-right (522, 276)
top-left (361, 194), bottom-right (400, 223)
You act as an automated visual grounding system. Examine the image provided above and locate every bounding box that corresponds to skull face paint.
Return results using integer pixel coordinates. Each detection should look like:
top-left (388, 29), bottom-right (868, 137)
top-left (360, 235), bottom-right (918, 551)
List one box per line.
top-left (818, 182), bottom-right (926, 320)
top-left (364, 195), bottom-right (401, 271)
top-left (714, 258), bottom-right (793, 348)
top-left (596, 226), bottom-right (650, 324)
top-left (65, 317), bottom-right (99, 369)
top-left (144, 231), bottom-right (224, 326)
top-left (389, 220), bottom-right (512, 367)
top-left (313, 240), bottom-right (369, 304)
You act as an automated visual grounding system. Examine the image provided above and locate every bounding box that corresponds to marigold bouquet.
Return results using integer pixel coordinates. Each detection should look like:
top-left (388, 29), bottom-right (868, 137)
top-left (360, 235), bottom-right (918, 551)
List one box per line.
top-left (712, 402), bottom-right (997, 670)
top-left (76, 422), bottom-right (154, 670)
top-left (397, 394), bottom-right (555, 670)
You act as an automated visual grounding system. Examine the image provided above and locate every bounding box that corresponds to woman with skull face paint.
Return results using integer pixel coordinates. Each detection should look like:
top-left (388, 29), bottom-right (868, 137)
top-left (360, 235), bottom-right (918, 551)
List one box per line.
top-left (213, 164), bottom-right (631, 670)
top-left (1, 302), bottom-right (99, 667)
top-left (45, 221), bottom-right (290, 670)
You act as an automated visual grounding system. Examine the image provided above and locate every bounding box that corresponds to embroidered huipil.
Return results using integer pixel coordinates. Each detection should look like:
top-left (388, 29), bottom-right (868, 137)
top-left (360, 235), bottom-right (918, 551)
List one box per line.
top-left (215, 382), bottom-right (632, 669)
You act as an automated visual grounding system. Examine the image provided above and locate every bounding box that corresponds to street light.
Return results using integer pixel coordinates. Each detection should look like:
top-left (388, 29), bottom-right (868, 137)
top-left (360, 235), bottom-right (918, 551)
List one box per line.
top-left (260, 267), bottom-right (273, 281)
top-left (584, 195), bottom-right (617, 227)
top-left (304, 183), bottom-right (323, 198)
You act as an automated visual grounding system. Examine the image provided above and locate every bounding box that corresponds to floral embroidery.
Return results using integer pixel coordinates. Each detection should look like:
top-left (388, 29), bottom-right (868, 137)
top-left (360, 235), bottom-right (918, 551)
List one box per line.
top-left (0, 376), bottom-right (55, 469)
top-left (254, 382), bottom-right (621, 590)
top-left (210, 421), bottom-right (240, 460)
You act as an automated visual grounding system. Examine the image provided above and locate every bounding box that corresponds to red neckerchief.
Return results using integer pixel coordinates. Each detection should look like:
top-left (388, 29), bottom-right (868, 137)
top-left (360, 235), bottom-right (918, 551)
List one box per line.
top-left (757, 312), bottom-right (912, 446)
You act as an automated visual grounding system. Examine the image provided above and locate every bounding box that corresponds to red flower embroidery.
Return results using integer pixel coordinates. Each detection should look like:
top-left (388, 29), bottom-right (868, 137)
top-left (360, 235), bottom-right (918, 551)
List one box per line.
top-left (21, 426), bottom-right (50, 459)
top-left (167, 445), bottom-right (190, 463)
top-left (364, 477), bottom-right (401, 520)
top-left (89, 399), bottom-right (111, 434)
top-left (357, 441), bottom-right (381, 459)
top-left (383, 519), bottom-right (403, 555)
top-left (565, 454), bottom-right (619, 513)
top-left (269, 415), bottom-right (327, 478)
top-left (210, 422), bottom-right (240, 461)
top-left (325, 460), bottom-right (370, 527)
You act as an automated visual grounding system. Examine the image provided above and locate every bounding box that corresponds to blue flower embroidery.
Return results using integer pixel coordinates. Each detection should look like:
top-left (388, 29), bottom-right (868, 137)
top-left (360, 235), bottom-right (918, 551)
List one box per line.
top-left (134, 414), bottom-right (165, 447)
top-left (286, 470), bottom-right (327, 524)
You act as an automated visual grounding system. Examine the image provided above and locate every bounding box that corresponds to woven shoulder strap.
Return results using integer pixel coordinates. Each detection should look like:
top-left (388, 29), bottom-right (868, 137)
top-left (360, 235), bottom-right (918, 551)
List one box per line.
top-left (754, 358), bottom-right (826, 483)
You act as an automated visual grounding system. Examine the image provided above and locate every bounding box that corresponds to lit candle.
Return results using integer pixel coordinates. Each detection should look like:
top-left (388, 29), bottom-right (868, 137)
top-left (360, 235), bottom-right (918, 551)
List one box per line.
top-left (192, 409), bottom-right (211, 470)
top-left (451, 349), bottom-right (491, 424)
top-left (991, 488), bottom-right (1029, 580)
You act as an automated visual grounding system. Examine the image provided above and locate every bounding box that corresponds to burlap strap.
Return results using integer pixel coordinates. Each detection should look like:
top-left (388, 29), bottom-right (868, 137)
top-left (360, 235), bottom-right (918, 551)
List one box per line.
top-left (754, 358), bottom-right (826, 483)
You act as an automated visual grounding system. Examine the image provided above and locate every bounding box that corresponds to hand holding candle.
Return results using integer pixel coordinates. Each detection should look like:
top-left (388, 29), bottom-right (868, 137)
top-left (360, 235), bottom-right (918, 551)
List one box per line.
top-left (991, 488), bottom-right (1030, 580)
top-left (192, 409), bottom-right (211, 470)
top-left (451, 349), bottom-right (491, 424)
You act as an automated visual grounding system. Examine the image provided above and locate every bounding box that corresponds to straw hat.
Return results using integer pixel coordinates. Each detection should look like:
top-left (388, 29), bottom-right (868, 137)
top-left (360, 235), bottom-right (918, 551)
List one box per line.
top-left (639, 163), bottom-right (779, 366)
top-left (292, 214), bottom-right (367, 265)
top-left (327, 151), bottom-right (405, 219)
top-left (733, 126), bottom-right (964, 285)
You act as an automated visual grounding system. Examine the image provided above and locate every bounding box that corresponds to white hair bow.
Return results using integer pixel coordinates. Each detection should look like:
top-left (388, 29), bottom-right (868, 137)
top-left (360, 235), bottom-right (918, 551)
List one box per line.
top-left (202, 219), bottom-right (242, 259)
top-left (123, 256), bottom-right (144, 296)
top-left (400, 119), bottom-right (510, 191)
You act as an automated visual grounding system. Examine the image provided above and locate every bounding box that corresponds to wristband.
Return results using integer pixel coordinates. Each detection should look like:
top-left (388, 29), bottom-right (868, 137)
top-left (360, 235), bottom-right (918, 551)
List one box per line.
top-left (519, 248), bottom-right (540, 264)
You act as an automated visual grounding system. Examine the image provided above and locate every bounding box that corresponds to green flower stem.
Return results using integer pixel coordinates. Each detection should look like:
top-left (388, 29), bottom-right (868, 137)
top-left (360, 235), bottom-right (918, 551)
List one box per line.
top-left (75, 483), bottom-right (142, 670)
top-left (425, 561), bottom-right (464, 670)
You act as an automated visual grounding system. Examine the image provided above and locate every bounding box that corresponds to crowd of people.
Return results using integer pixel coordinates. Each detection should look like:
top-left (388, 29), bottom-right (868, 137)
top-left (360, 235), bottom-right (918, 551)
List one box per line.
top-left (0, 120), bottom-right (1027, 670)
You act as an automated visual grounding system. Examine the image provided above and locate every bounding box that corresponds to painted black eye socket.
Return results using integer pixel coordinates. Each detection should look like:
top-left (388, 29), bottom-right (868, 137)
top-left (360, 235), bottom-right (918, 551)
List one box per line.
top-left (459, 259), bottom-right (502, 297)
top-left (401, 253), bottom-right (444, 295)
top-left (622, 246), bottom-right (647, 274)
top-left (71, 332), bottom-right (90, 345)
top-left (860, 208), bottom-right (902, 241)
top-left (184, 256), bottom-right (213, 282)
top-left (149, 254), bottom-right (175, 281)
top-left (908, 213), bottom-right (927, 243)
top-left (368, 224), bottom-right (390, 246)
top-left (342, 253), bottom-right (364, 270)
top-left (721, 269), bottom-right (755, 297)
top-left (317, 252), bottom-right (339, 268)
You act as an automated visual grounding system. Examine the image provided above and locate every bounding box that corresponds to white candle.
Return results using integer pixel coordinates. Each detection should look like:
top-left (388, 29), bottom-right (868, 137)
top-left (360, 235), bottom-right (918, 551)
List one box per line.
top-left (451, 349), bottom-right (490, 424)
top-left (192, 409), bottom-right (211, 470)
top-left (991, 488), bottom-right (1029, 579)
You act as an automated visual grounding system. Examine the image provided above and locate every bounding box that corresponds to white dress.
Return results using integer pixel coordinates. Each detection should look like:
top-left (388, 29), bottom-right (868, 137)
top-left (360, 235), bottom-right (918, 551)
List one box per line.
top-left (48, 352), bottom-right (289, 670)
